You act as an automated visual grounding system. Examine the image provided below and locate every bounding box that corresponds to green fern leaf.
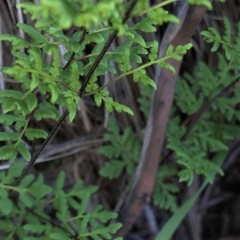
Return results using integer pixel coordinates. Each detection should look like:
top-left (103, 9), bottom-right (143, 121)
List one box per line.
top-left (49, 233), bottom-right (71, 240)
top-left (0, 145), bottom-right (16, 160)
top-left (223, 17), bottom-right (231, 43)
top-left (0, 132), bottom-right (19, 141)
top-left (7, 161), bottom-right (26, 180)
top-left (24, 128), bottom-right (48, 141)
top-left (34, 102), bottom-right (60, 121)
top-left (19, 175), bottom-right (35, 188)
top-left (65, 98), bottom-right (77, 122)
top-left (99, 160), bottom-right (125, 179)
top-left (28, 181), bottom-right (52, 199)
top-left (25, 93), bottom-right (38, 112)
top-left (188, 0), bottom-right (212, 9)
top-left (17, 23), bottom-right (48, 44)
top-left (28, 47), bottom-right (42, 70)
top-left (148, 40), bottom-right (158, 61)
top-left (158, 61), bottom-right (176, 74)
top-left (94, 93), bottom-right (103, 107)
top-left (0, 34), bottom-right (29, 50)
top-left (0, 219), bottom-right (15, 232)
top-left (0, 197), bottom-right (13, 215)
top-left (19, 192), bottom-right (33, 207)
top-left (17, 142), bottom-right (31, 161)
top-left (23, 223), bottom-right (51, 234)
top-left (133, 18), bottom-right (156, 32)
top-left (131, 31), bottom-right (146, 47)
top-left (0, 89), bottom-right (23, 99)
top-left (55, 171), bottom-right (66, 190)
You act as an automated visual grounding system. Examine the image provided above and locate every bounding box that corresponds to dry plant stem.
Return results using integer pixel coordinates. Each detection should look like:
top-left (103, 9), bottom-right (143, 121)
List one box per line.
top-left (115, 5), bottom-right (207, 237)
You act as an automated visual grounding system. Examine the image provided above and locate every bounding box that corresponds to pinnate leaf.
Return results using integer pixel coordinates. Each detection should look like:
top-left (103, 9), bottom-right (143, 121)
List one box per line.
top-left (17, 23), bottom-right (48, 44)
top-left (25, 93), bottom-right (38, 112)
top-left (99, 160), bottom-right (125, 179)
top-left (17, 142), bottom-right (31, 161)
top-left (28, 181), bottom-right (52, 199)
top-left (0, 197), bottom-right (13, 215)
top-left (0, 145), bottom-right (16, 160)
top-left (0, 132), bottom-right (19, 141)
top-left (25, 128), bottom-right (48, 141)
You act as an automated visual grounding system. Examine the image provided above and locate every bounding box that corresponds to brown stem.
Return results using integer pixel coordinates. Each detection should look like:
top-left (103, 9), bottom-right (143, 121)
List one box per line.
top-left (114, 4), bottom-right (207, 237)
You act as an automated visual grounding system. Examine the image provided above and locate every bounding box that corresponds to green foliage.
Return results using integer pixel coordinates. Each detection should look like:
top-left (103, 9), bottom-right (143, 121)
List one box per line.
top-left (188, 0), bottom-right (212, 9)
top-left (18, 0), bottom-right (124, 30)
top-left (99, 118), bottom-right (141, 179)
top-left (0, 0), bottom-right (230, 239)
top-left (201, 17), bottom-right (237, 60)
top-left (0, 0), bottom-right (195, 237)
top-left (188, 0), bottom-right (225, 9)
top-left (134, 21), bottom-right (240, 221)
top-left (0, 0), bottom-right (193, 164)
top-left (0, 163), bottom-right (121, 239)
top-left (155, 151), bottom-right (227, 240)
top-left (153, 166), bottom-right (180, 212)
top-left (169, 46), bottom-right (240, 185)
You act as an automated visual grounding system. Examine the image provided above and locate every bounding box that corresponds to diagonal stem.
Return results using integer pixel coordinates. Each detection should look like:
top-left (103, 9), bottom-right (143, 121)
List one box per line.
top-left (14, 110), bottom-right (69, 185)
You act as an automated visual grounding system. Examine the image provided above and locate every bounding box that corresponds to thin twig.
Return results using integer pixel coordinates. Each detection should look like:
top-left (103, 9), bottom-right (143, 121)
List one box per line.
top-left (14, 110), bottom-right (69, 185)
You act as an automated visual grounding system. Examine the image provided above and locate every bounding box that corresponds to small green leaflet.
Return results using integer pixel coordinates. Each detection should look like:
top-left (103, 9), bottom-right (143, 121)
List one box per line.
top-left (0, 145), bottom-right (17, 161)
top-left (106, 97), bottom-right (134, 115)
top-left (155, 151), bottom-right (227, 240)
top-left (0, 34), bottom-right (29, 50)
top-left (28, 181), bottom-right (52, 199)
top-left (17, 23), bottom-right (48, 44)
top-left (148, 40), bottom-right (158, 61)
top-left (17, 142), bottom-right (31, 161)
top-left (0, 197), bottom-right (13, 215)
top-left (23, 223), bottom-right (51, 234)
top-left (24, 128), bottom-right (48, 141)
top-left (55, 171), bottom-right (66, 190)
top-left (132, 18), bottom-right (156, 32)
top-left (99, 160), bottom-right (125, 179)
top-left (19, 192), bottom-right (33, 207)
top-left (0, 132), bottom-right (19, 141)
top-left (188, 0), bottom-right (212, 9)
top-left (25, 93), bottom-right (38, 112)
top-left (0, 89), bottom-right (23, 99)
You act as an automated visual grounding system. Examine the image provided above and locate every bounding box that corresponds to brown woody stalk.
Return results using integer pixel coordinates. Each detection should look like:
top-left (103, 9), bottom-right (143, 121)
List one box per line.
top-left (115, 4), bottom-right (207, 237)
